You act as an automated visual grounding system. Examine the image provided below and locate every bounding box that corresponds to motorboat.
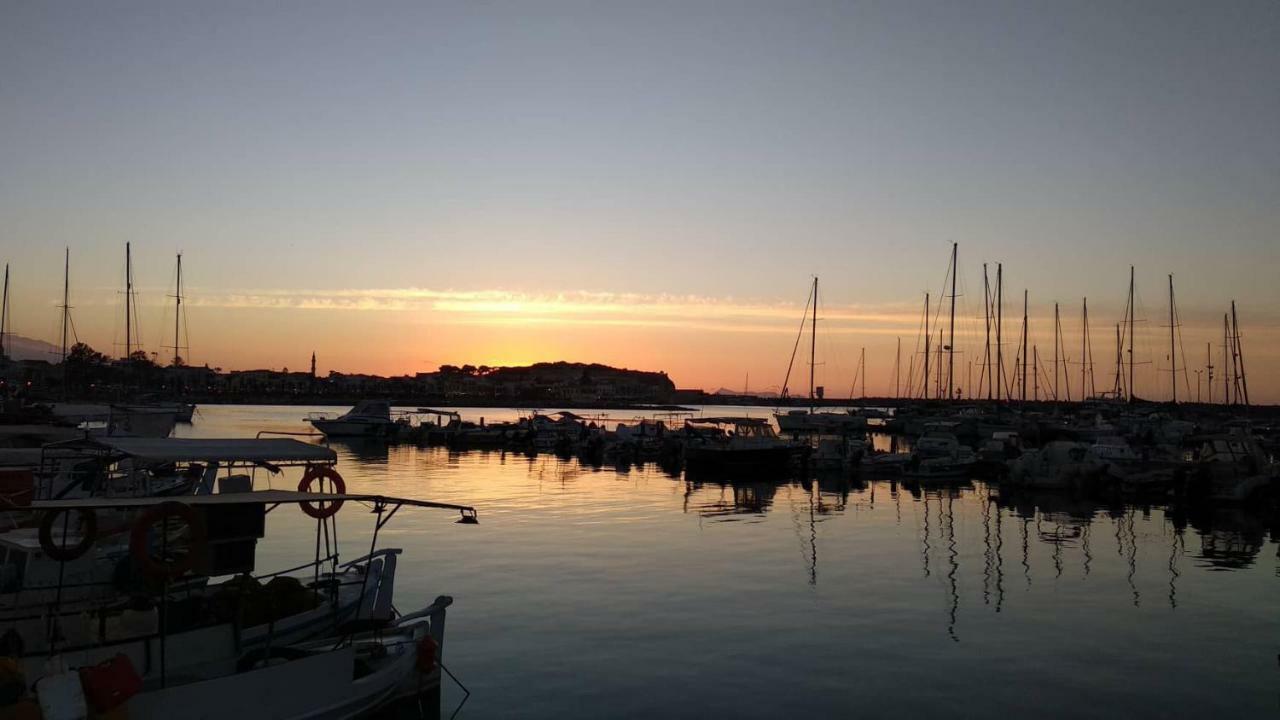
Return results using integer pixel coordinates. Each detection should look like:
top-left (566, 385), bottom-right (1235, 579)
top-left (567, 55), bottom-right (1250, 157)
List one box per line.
top-left (775, 410), bottom-right (866, 435)
top-left (810, 433), bottom-right (868, 471)
top-left (1189, 433), bottom-right (1278, 502)
top-left (683, 417), bottom-right (808, 478)
top-left (914, 431), bottom-right (965, 460)
top-left (859, 451), bottom-right (912, 475)
top-left (306, 401), bottom-right (400, 439)
top-left (904, 446), bottom-right (977, 482)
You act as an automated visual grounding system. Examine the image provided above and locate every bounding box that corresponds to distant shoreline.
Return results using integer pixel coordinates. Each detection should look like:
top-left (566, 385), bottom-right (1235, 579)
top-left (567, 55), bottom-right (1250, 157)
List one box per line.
top-left (116, 395), bottom-right (1280, 414)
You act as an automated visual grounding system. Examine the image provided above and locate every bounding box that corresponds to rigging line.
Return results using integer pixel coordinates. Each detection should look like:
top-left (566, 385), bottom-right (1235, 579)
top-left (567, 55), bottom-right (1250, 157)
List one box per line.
top-left (779, 282), bottom-right (814, 400)
top-left (1173, 294), bottom-right (1192, 401)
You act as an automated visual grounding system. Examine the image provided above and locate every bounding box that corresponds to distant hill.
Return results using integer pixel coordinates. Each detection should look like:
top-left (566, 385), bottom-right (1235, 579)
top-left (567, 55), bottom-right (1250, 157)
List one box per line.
top-left (713, 387), bottom-right (779, 398)
top-left (2, 334), bottom-right (60, 362)
top-left (440, 361), bottom-right (675, 391)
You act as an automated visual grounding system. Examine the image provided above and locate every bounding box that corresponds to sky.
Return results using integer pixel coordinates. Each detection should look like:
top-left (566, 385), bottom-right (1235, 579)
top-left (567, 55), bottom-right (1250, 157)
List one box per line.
top-left (1, 1), bottom-right (1278, 400)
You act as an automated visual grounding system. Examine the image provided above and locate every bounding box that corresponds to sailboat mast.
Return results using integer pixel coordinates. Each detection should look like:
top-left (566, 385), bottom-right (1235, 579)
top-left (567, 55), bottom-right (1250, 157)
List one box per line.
top-left (861, 347), bottom-right (866, 399)
top-left (1205, 342), bottom-right (1213, 405)
top-left (1021, 290), bottom-right (1028, 402)
top-left (936, 332), bottom-right (943, 400)
top-left (1222, 314), bottom-right (1231, 405)
top-left (1168, 274), bottom-right (1176, 403)
top-left (60, 249), bottom-right (71, 363)
top-left (1127, 266), bottom-right (1134, 402)
top-left (0, 263), bottom-right (8, 360)
top-left (947, 242), bottom-right (957, 401)
top-left (1232, 300), bottom-right (1248, 406)
top-left (923, 292), bottom-right (930, 400)
top-left (894, 337), bottom-right (901, 399)
top-left (1033, 346), bottom-right (1039, 401)
top-left (996, 263), bottom-right (1004, 402)
top-left (1081, 298), bottom-right (1089, 400)
top-left (1053, 302), bottom-right (1059, 402)
top-left (125, 242), bottom-right (133, 361)
top-left (1114, 324), bottom-right (1122, 398)
top-left (809, 277), bottom-right (817, 411)
top-left (983, 263), bottom-right (991, 400)
top-left (173, 253), bottom-right (183, 366)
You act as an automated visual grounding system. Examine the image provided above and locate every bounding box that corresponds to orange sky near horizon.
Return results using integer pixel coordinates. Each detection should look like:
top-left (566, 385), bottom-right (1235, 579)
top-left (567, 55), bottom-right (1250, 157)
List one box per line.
top-left (6, 280), bottom-right (1277, 404)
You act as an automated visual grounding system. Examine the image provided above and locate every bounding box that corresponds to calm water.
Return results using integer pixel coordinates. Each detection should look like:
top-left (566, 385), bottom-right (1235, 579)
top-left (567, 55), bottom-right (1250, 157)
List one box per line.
top-left (178, 405), bottom-right (1279, 719)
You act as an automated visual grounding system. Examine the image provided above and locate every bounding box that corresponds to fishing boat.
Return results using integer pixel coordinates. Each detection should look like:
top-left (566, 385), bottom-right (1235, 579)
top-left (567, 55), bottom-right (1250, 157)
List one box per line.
top-left (4, 489), bottom-right (477, 718)
top-left (25, 435), bottom-right (337, 502)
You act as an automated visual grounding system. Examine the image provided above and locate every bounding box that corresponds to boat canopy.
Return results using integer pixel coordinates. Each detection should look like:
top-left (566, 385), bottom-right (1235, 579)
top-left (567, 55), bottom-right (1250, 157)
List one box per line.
top-left (31, 489), bottom-right (477, 515)
top-left (96, 437), bottom-right (337, 466)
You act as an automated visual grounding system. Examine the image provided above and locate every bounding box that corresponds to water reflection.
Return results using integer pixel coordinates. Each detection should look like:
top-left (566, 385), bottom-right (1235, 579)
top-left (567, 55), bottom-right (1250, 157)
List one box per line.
top-left (181, 408), bottom-right (1280, 717)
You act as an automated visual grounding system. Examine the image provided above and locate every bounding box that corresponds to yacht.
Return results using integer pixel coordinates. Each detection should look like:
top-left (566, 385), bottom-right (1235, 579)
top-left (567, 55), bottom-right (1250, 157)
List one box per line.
top-left (306, 400), bottom-right (400, 439)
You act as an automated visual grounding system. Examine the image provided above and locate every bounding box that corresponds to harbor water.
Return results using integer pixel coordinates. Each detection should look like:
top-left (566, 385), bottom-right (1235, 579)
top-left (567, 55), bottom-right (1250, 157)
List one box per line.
top-left (180, 405), bottom-right (1279, 719)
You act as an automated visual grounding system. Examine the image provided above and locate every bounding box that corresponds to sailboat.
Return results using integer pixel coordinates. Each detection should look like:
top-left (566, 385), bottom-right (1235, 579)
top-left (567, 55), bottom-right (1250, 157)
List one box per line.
top-left (50, 245), bottom-right (183, 436)
top-left (774, 277), bottom-right (864, 435)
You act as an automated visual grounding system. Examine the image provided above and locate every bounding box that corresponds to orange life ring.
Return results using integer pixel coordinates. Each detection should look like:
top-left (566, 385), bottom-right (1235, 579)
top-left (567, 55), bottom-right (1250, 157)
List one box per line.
top-left (38, 508), bottom-right (97, 562)
top-left (297, 466), bottom-right (346, 520)
top-left (129, 501), bottom-right (207, 579)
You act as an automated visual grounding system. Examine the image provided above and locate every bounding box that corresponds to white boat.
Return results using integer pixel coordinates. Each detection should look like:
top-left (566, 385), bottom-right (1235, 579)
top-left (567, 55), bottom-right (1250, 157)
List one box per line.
top-left (1007, 441), bottom-right (1105, 490)
top-left (121, 604), bottom-right (448, 719)
top-left (47, 403), bottom-right (178, 439)
top-left (775, 410), bottom-right (866, 435)
top-left (307, 401), bottom-right (399, 439)
top-left (914, 431), bottom-right (969, 459)
top-left (905, 447), bottom-right (977, 481)
top-left (1193, 433), bottom-right (1278, 502)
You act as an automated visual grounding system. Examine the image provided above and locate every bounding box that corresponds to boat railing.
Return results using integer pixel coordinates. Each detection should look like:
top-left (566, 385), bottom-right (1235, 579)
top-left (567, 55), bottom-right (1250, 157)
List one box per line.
top-left (255, 430), bottom-right (325, 440)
